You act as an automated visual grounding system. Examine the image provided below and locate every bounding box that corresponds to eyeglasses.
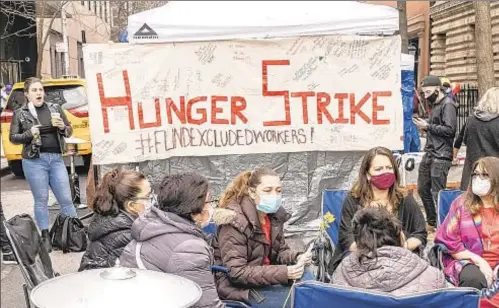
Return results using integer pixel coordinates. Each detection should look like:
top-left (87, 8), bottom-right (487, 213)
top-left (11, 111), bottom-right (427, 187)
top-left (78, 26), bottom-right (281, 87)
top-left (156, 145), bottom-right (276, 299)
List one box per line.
top-left (131, 192), bottom-right (157, 204)
top-left (205, 198), bottom-right (219, 208)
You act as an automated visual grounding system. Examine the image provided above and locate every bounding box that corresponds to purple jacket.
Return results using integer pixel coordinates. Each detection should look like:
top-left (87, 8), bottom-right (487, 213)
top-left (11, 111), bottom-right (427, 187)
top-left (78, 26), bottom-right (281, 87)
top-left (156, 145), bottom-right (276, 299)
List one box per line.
top-left (434, 196), bottom-right (483, 285)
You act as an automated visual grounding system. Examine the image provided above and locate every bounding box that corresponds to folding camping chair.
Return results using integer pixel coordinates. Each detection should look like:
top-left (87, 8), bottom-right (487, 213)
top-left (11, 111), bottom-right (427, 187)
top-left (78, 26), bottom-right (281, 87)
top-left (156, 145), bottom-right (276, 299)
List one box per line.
top-left (4, 214), bottom-right (57, 308)
top-left (205, 225), bottom-right (251, 308)
top-left (321, 190), bottom-right (348, 247)
top-left (430, 190), bottom-right (465, 282)
top-left (291, 281), bottom-right (481, 308)
top-left (437, 189), bottom-right (464, 227)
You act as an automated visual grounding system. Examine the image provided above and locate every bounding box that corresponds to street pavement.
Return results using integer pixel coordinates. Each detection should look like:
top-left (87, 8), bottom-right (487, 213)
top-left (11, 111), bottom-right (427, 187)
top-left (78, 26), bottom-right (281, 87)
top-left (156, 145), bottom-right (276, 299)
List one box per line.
top-left (1, 169), bottom-right (89, 308)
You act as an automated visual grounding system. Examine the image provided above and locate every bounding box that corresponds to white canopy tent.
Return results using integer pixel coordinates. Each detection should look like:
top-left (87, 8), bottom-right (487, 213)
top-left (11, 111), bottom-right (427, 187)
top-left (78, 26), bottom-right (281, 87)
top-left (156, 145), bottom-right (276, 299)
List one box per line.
top-left (127, 1), bottom-right (399, 44)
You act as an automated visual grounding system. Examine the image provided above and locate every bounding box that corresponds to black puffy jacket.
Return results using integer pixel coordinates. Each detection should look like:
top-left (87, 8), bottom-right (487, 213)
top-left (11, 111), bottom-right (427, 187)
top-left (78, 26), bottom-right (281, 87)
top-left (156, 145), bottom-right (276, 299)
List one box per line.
top-left (79, 210), bottom-right (137, 271)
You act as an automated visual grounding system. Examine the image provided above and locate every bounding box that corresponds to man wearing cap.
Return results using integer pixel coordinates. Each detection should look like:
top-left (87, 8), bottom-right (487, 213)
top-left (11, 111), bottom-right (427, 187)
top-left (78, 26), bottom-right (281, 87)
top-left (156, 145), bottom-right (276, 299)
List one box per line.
top-left (413, 75), bottom-right (458, 232)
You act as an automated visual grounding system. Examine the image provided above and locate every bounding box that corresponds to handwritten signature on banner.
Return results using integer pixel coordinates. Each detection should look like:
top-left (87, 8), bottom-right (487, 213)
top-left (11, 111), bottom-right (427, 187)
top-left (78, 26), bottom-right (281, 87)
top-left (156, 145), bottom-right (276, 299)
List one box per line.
top-left (85, 35), bottom-right (403, 163)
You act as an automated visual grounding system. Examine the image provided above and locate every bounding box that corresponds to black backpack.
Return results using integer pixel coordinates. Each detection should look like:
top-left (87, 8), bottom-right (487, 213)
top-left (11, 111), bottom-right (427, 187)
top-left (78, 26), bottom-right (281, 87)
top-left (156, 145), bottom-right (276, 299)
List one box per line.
top-left (49, 215), bottom-right (88, 253)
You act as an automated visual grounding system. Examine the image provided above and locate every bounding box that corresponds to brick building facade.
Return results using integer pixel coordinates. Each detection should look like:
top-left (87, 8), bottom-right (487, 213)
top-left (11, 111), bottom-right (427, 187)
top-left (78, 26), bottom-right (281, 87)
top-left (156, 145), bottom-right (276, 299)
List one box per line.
top-left (430, 1), bottom-right (499, 85)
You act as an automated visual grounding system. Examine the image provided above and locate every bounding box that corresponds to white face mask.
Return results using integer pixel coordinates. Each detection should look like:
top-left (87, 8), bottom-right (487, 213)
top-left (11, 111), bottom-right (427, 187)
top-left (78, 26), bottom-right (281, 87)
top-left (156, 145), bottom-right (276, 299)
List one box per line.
top-left (472, 177), bottom-right (491, 197)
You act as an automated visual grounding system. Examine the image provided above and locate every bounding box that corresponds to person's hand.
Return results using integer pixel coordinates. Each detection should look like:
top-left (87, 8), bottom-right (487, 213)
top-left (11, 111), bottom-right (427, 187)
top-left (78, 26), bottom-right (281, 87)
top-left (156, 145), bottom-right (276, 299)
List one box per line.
top-left (477, 258), bottom-right (494, 286)
top-left (52, 118), bottom-right (66, 130)
top-left (452, 148), bottom-right (459, 165)
top-left (296, 251), bottom-right (312, 266)
top-left (400, 231), bottom-right (408, 249)
top-left (413, 118), bottom-right (428, 130)
top-left (30, 125), bottom-right (40, 136)
top-left (287, 263), bottom-right (305, 280)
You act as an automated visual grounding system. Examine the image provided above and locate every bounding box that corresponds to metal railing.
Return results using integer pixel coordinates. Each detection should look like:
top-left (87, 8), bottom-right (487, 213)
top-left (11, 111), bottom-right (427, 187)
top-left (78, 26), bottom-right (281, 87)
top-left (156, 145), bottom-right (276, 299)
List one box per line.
top-left (455, 84), bottom-right (479, 135)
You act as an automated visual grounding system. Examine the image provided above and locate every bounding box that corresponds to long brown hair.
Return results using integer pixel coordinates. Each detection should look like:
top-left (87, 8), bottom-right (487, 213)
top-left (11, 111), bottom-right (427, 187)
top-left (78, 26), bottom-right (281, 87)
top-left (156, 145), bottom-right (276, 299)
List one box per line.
top-left (93, 168), bottom-right (146, 216)
top-left (463, 156), bottom-right (499, 214)
top-left (351, 147), bottom-right (406, 211)
top-left (219, 167), bottom-right (278, 208)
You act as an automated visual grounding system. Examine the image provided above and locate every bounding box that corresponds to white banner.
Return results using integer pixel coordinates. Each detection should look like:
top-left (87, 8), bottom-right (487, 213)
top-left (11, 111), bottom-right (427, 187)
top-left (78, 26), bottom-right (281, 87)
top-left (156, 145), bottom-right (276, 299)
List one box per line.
top-left (83, 35), bottom-right (402, 165)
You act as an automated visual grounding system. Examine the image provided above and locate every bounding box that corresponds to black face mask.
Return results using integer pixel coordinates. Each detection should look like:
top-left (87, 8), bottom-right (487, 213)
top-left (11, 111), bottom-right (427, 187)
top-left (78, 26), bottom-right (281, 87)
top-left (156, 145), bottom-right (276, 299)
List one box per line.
top-left (426, 90), bottom-right (439, 105)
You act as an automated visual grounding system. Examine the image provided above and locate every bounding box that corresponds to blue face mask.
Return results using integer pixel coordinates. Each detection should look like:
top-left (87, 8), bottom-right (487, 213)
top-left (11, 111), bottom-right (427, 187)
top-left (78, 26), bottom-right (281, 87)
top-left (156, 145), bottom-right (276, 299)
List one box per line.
top-left (256, 195), bottom-right (282, 214)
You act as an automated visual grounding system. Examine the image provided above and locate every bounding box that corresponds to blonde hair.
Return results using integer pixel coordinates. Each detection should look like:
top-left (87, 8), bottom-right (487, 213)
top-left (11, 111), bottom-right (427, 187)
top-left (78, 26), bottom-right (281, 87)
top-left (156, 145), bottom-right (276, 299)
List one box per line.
top-left (476, 87), bottom-right (499, 115)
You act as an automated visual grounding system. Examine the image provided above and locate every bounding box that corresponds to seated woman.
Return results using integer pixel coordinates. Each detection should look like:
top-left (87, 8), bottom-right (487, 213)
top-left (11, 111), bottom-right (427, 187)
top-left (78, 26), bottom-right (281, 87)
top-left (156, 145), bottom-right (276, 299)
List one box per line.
top-left (435, 156), bottom-right (499, 307)
top-left (120, 173), bottom-right (224, 308)
top-left (330, 146), bottom-right (427, 272)
top-left (333, 207), bottom-right (447, 294)
top-left (212, 167), bottom-right (313, 308)
top-left (79, 169), bottom-right (150, 271)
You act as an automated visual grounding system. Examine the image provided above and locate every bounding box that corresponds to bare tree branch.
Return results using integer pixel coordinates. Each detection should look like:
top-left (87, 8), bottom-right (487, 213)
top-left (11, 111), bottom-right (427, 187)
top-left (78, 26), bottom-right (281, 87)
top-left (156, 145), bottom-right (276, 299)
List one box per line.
top-left (110, 0), bottom-right (168, 42)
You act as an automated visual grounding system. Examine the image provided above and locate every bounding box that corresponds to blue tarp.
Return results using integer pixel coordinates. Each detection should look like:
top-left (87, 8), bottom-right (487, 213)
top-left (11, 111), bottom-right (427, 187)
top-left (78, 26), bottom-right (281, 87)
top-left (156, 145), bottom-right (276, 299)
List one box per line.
top-left (401, 69), bottom-right (420, 153)
top-left (119, 29), bottom-right (129, 43)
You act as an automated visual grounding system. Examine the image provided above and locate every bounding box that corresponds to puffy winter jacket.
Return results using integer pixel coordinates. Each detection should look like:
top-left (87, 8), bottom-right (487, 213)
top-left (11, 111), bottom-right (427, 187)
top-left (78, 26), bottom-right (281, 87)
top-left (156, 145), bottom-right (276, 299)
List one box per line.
top-left (332, 246), bottom-right (447, 295)
top-left (212, 196), bottom-right (301, 303)
top-left (120, 206), bottom-right (224, 308)
top-left (79, 210), bottom-right (136, 271)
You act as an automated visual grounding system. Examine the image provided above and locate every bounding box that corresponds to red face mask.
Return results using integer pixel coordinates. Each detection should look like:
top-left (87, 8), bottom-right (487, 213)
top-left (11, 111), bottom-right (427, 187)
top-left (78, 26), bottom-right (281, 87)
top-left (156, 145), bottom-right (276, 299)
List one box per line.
top-left (369, 172), bottom-right (396, 190)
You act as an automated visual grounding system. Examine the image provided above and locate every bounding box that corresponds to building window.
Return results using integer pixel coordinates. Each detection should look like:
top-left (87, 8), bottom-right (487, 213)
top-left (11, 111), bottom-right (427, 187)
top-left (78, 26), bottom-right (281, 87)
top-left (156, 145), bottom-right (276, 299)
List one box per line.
top-left (111, 6), bottom-right (117, 27)
top-left (87, 1), bottom-right (91, 11)
top-left (94, 1), bottom-right (97, 14)
top-left (81, 1), bottom-right (85, 6)
top-left (49, 30), bottom-right (63, 78)
top-left (104, 1), bottom-right (108, 22)
top-left (99, 1), bottom-right (103, 19)
top-left (77, 42), bottom-right (85, 78)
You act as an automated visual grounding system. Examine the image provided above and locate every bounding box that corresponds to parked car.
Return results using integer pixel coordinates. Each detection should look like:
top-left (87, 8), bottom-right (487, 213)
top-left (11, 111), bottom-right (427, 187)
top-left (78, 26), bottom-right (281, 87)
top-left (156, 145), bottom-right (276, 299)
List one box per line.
top-left (0, 76), bottom-right (91, 177)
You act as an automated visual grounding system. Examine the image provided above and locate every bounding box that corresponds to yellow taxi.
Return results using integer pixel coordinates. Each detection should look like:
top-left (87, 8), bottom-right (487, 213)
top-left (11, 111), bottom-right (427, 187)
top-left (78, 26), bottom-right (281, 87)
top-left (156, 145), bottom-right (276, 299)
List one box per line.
top-left (0, 76), bottom-right (91, 177)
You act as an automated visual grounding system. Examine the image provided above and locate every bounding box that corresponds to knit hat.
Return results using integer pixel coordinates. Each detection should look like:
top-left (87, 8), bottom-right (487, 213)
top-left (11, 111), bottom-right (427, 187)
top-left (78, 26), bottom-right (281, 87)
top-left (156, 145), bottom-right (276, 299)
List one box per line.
top-left (421, 76), bottom-right (442, 87)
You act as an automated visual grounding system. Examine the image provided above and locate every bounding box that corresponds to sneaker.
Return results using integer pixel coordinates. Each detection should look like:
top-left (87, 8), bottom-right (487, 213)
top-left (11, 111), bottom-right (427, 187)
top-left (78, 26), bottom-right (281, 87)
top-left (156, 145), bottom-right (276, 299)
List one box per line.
top-left (1, 252), bottom-right (17, 265)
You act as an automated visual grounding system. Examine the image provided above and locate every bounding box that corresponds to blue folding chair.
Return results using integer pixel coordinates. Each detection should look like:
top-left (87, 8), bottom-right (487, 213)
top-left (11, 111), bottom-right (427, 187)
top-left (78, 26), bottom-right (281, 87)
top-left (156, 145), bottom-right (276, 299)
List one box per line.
top-left (437, 190), bottom-right (464, 227)
top-left (203, 222), bottom-right (217, 236)
top-left (321, 190), bottom-right (348, 246)
top-left (291, 281), bottom-right (481, 308)
top-left (204, 224), bottom-right (252, 308)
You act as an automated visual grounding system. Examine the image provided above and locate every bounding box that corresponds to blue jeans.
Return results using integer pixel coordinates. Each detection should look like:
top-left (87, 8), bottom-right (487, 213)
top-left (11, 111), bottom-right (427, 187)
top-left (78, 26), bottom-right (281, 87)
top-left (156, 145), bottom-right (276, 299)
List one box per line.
top-left (22, 153), bottom-right (77, 230)
top-left (248, 269), bottom-right (315, 308)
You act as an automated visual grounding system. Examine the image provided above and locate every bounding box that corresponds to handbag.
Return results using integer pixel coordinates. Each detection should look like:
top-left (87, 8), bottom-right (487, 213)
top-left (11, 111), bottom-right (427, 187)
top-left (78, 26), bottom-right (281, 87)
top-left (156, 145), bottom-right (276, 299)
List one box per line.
top-left (49, 214), bottom-right (88, 253)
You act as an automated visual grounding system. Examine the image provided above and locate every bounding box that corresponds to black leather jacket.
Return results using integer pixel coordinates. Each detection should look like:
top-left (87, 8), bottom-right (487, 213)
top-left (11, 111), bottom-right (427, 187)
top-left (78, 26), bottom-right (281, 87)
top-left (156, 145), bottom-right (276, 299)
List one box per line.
top-left (9, 102), bottom-right (73, 159)
top-left (424, 96), bottom-right (458, 160)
